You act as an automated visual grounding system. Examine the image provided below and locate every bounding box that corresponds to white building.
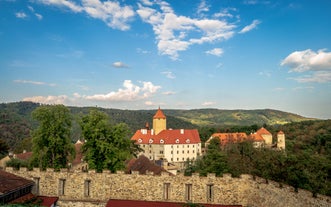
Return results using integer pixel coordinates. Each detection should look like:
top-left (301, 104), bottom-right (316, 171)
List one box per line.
top-left (131, 108), bottom-right (202, 167)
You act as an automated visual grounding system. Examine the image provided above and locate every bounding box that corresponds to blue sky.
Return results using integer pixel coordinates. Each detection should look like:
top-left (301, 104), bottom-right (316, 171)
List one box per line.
top-left (1, 0), bottom-right (331, 119)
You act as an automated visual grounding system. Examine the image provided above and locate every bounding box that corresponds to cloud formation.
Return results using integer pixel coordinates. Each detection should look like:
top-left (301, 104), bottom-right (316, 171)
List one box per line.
top-left (85, 80), bottom-right (161, 101)
top-left (14, 79), bottom-right (56, 87)
top-left (137, 0), bottom-right (236, 60)
top-left (205, 48), bottom-right (224, 57)
top-left (38, 0), bottom-right (134, 30)
top-left (112, 61), bottom-right (129, 68)
top-left (15, 12), bottom-right (27, 19)
top-left (201, 101), bottom-right (216, 106)
top-left (161, 71), bottom-right (175, 79)
top-left (281, 49), bottom-right (331, 83)
top-left (23, 95), bottom-right (68, 105)
top-left (239, 19), bottom-right (261, 33)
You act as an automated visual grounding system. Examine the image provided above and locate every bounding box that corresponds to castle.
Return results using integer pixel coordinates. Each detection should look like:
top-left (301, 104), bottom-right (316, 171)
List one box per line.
top-left (131, 108), bottom-right (202, 169)
top-left (206, 127), bottom-right (285, 150)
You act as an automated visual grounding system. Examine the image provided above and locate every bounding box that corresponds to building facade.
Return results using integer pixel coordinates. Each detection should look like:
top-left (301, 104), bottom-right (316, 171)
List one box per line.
top-left (131, 108), bottom-right (202, 167)
top-left (206, 127), bottom-right (285, 150)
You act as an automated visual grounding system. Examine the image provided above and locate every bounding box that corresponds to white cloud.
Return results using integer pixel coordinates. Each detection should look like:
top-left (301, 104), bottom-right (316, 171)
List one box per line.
top-left (23, 95), bottom-right (68, 105)
top-left (281, 49), bottom-right (331, 72)
top-left (202, 101), bottom-right (216, 106)
top-left (112, 61), bottom-right (128, 68)
top-left (137, 1), bottom-right (236, 60)
top-left (292, 72), bottom-right (331, 83)
top-left (38, 0), bottom-right (134, 30)
top-left (38, 0), bottom-right (83, 13)
top-left (161, 71), bottom-right (175, 79)
top-left (35, 13), bottom-right (43, 20)
top-left (15, 12), bottom-right (27, 19)
top-left (85, 80), bottom-right (161, 101)
top-left (214, 8), bottom-right (237, 19)
top-left (205, 48), bottom-right (224, 57)
top-left (14, 79), bottom-right (56, 87)
top-left (162, 91), bottom-right (175, 95)
top-left (239, 19), bottom-right (261, 33)
top-left (281, 49), bottom-right (331, 83)
top-left (197, 0), bottom-right (209, 16)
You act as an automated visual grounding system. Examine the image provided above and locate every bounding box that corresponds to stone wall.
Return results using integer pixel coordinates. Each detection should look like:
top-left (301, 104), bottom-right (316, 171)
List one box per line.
top-left (4, 167), bottom-right (330, 207)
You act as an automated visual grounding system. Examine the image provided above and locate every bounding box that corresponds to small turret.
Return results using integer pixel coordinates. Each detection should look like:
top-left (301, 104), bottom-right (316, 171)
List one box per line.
top-left (277, 131), bottom-right (285, 150)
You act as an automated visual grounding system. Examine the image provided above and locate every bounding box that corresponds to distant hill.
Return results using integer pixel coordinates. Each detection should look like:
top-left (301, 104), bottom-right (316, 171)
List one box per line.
top-left (0, 102), bottom-right (314, 151)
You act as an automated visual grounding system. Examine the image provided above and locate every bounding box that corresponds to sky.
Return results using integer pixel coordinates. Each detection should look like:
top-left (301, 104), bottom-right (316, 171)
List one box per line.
top-left (1, 0), bottom-right (331, 119)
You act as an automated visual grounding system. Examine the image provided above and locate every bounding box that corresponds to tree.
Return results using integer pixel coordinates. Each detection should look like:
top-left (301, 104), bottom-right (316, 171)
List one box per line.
top-left (31, 105), bottom-right (74, 170)
top-left (0, 138), bottom-right (9, 159)
top-left (194, 138), bottom-right (228, 176)
top-left (80, 109), bottom-right (138, 172)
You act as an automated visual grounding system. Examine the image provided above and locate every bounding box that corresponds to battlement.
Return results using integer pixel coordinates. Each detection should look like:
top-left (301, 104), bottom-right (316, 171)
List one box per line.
top-left (4, 167), bottom-right (331, 207)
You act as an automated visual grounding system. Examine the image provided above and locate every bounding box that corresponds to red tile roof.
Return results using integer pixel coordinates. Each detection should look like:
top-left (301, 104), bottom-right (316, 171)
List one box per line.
top-left (10, 193), bottom-right (58, 207)
top-left (72, 141), bottom-right (84, 166)
top-left (210, 133), bottom-right (248, 145)
top-left (131, 129), bottom-right (201, 145)
top-left (277, 130), bottom-right (284, 135)
top-left (256, 127), bottom-right (271, 135)
top-left (0, 170), bottom-right (34, 195)
top-left (106, 199), bottom-right (242, 207)
top-left (153, 107), bottom-right (166, 119)
top-left (126, 155), bottom-right (168, 175)
top-left (247, 133), bottom-right (265, 142)
top-left (14, 151), bottom-right (32, 160)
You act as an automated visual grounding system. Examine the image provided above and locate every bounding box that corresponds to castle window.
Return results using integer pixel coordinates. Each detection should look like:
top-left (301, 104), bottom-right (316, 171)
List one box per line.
top-left (160, 150), bottom-right (163, 154)
top-left (58, 179), bottom-right (65, 196)
top-left (171, 151), bottom-right (173, 154)
top-left (182, 150), bottom-right (184, 154)
top-left (185, 184), bottom-right (192, 201)
top-left (163, 183), bottom-right (170, 200)
top-left (33, 177), bottom-right (40, 195)
top-left (207, 184), bottom-right (214, 202)
top-left (84, 180), bottom-right (91, 197)
top-left (177, 158), bottom-right (179, 161)
top-left (187, 150), bottom-right (189, 153)
top-left (177, 151), bottom-right (179, 154)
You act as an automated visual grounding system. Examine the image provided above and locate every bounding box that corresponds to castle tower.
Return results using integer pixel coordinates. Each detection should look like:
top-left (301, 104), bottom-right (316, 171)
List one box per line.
top-left (277, 131), bottom-right (286, 150)
top-left (153, 107), bottom-right (166, 135)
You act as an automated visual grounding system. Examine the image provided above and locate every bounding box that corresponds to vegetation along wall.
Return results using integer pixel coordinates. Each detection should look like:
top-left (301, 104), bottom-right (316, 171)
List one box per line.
top-left (5, 167), bottom-right (331, 207)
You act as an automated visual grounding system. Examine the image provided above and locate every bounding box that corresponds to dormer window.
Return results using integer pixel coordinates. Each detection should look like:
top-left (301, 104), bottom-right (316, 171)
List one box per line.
top-left (160, 139), bottom-right (164, 144)
top-left (138, 138), bottom-right (142, 143)
top-left (186, 139), bottom-right (190, 144)
top-left (175, 139), bottom-right (179, 144)
top-left (149, 139), bottom-right (153, 144)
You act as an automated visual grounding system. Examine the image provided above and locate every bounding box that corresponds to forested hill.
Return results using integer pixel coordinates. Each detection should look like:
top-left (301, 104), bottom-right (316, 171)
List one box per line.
top-left (0, 101), bottom-right (314, 151)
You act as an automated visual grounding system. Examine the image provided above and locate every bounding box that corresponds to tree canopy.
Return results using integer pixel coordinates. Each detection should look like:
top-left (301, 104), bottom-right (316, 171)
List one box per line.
top-left (31, 105), bottom-right (74, 170)
top-left (80, 109), bottom-right (139, 172)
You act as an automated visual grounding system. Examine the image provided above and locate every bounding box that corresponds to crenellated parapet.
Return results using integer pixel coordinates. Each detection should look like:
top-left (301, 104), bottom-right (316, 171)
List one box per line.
top-left (4, 167), bottom-right (330, 207)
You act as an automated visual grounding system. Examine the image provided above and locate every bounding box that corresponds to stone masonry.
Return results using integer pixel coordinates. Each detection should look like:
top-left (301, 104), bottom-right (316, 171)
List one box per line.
top-left (4, 167), bottom-right (331, 207)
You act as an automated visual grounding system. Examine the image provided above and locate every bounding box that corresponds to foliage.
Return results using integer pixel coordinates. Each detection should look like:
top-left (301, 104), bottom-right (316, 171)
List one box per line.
top-left (0, 138), bottom-right (9, 159)
top-left (80, 109), bottom-right (139, 172)
top-left (189, 138), bottom-right (228, 176)
top-left (31, 105), bottom-right (75, 170)
top-left (0, 102), bottom-right (312, 152)
top-left (6, 158), bottom-right (30, 170)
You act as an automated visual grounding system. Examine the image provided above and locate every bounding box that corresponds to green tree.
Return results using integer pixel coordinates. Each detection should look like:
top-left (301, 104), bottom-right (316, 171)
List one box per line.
top-left (31, 105), bottom-right (74, 170)
top-left (80, 109), bottom-right (137, 172)
top-left (0, 138), bottom-right (9, 159)
top-left (194, 138), bottom-right (228, 176)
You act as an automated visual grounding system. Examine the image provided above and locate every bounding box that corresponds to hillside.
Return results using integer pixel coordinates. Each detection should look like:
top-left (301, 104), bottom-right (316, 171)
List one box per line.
top-left (0, 102), bottom-right (314, 151)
